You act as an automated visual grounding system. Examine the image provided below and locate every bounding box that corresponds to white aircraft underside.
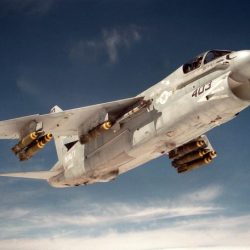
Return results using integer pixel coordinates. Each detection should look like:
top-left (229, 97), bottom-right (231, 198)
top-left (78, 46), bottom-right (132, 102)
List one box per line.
top-left (0, 49), bottom-right (250, 187)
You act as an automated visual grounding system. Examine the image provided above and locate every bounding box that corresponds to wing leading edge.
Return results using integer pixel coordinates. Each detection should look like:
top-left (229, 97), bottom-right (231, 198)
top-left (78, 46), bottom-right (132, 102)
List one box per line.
top-left (0, 96), bottom-right (142, 139)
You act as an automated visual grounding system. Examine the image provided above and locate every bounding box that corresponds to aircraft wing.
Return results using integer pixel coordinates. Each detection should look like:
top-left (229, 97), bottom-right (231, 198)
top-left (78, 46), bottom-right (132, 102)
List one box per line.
top-left (0, 97), bottom-right (142, 139)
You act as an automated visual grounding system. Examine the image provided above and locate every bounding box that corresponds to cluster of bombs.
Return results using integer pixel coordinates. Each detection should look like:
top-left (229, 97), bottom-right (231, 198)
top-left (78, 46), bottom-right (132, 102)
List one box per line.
top-left (168, 138), bottom-right (217, 173)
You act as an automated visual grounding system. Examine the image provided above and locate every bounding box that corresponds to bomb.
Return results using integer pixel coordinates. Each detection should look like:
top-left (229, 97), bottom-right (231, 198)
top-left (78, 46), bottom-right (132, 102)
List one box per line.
top-left (18, 133), bottom-right (53, 161)
top-left (172, 149), bottom-right (209, 167)
top-left (169, 139), bottom-right (207, 160)
top-left (79, 121), bottom-right (112, 144)
top-left (177, 155), bottom-right (213, 173)
top-left (11, 131), bottom-right (44, 154)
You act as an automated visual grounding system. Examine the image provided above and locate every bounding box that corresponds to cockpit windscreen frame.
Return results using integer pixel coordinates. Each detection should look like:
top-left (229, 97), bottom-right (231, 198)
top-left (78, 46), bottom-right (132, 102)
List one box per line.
top-left (183, 50), bottom-right (232, 74)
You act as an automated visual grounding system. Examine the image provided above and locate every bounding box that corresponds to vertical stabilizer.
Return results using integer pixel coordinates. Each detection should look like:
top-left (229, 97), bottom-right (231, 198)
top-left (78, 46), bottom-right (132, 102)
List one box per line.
top-left (50, 105), bottom-right (79, 162)
top-left (54, 135), bottom-right (68, 161)
top-left (50, 105), bottom-right (67, 161)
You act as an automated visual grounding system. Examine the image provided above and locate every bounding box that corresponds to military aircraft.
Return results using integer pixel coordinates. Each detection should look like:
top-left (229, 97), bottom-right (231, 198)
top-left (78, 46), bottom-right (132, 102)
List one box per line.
top-left (0, 49), bottom-right (250, 188)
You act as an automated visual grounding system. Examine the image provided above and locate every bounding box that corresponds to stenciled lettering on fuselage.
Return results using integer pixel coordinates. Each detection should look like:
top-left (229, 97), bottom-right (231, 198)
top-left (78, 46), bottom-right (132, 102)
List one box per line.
top-left (192, 82), bottom-right (212, 98)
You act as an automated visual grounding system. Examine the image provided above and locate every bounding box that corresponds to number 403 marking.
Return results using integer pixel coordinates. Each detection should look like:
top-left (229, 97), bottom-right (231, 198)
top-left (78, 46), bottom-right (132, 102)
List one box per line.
top-left (192, 82), bottom-right (212, 97)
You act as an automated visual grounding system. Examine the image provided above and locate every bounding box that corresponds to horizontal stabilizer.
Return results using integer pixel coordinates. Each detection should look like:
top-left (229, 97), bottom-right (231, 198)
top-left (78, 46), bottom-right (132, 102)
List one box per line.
top-left (0, 170), bottom-right (60, 180)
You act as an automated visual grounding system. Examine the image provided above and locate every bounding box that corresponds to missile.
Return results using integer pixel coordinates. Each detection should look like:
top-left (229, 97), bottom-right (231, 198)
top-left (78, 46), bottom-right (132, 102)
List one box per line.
top-left (169, 139), bottom-right (207, 160)
top-left (80, 121), bottom-right (113, 144)
top-left (177, 155), bottom-right (213, 173)
top-left (172, 149), bottom-right (209, 167)
top-left (18, 133), bottom-right (53, 161)
top-left (11, 131), bottom-right (44, 154)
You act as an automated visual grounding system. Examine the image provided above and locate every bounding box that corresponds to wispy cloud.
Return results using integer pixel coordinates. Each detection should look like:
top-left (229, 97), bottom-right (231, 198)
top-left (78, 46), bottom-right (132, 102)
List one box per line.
top-left (102, 27), bottom-right (141, 63)
top-left (0, 208), bottom-right (30, 220)
top-left (0, 0), bottom-right (54, 15)
top-left (15, 66), bottom-right (56, 107)
top-left (180, 185), bottom-right (223, 203)
top-left (0, 185), bottom-right (223, 238)
top-left (16, 78), bottom-right (40, 97)
top-left (21, 203), bottom-right (219, 229)
top-left (1, 185), bottom-right (250, 249)
top-left (69, 25), bottom-right (142, 64)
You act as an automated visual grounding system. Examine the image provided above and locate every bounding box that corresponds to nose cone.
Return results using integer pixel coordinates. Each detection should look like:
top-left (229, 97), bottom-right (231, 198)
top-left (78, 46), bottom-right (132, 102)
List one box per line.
top-left (231, 50), bottom-right (250, 82)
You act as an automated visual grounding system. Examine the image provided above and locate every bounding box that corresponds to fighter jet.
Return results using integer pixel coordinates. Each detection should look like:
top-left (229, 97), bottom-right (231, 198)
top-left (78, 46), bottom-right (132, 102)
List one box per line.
top-left (0, 49), bottom-right (250, 187)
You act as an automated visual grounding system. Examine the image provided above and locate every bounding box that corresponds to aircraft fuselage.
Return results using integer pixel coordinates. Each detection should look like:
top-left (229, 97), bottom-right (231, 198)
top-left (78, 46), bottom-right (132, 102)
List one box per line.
top-left (49, 50), bottom-right (250, 187)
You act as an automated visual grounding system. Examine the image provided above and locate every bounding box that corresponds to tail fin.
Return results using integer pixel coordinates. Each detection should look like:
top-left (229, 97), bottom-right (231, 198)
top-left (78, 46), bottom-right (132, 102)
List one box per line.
top-left (50, 105), bottom-right (78, 162)
top-left (50, 105), bottom-right (68, 161)
top-left (54, 135), bottom-right (68, 162)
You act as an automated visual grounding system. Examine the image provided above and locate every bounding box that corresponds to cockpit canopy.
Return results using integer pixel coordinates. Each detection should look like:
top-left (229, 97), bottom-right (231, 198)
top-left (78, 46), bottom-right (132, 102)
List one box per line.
top-left (183, 50), bottom-right (232, 74)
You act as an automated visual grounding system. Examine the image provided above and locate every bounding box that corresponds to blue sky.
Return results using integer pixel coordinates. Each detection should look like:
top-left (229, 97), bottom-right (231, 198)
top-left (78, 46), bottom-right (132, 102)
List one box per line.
top-left (0, 0), bottom-right (250, 249)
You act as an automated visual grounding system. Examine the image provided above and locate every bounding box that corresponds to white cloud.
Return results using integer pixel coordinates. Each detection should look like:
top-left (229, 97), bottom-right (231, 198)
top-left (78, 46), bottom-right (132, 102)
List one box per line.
top-left (1, 185), bottom-right (250, 249)
top-left (102, 27), bottom-right (141, 63)
top-left (0, 185), bottom-right (223, 240)
top-left (1, 215), bottom-right (250, 250)
top-left (23, 203), bottom-right (218, 229)
top-left (4, 184), bottom-right (248, 250)
top-left (69, 26), bottom-right (142, 64)
top-left (180, 185), bottom-right (223, 203)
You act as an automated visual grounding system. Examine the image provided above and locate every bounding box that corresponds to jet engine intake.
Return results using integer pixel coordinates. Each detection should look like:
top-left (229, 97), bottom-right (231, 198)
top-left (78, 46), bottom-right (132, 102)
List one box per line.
top-left (228, 76), bottom-right (250, 101)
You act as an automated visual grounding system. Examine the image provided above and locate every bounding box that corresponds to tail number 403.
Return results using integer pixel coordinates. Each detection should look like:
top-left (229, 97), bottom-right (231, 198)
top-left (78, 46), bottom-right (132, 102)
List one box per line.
top-left (192, 82), bottom-right (212, 97)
